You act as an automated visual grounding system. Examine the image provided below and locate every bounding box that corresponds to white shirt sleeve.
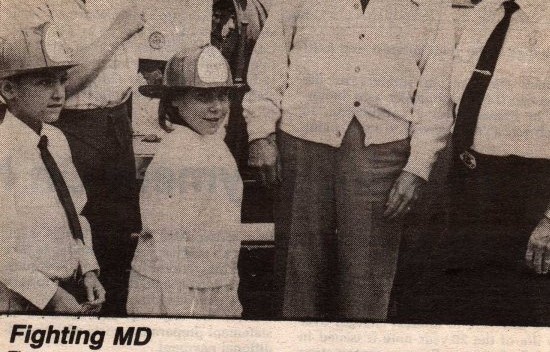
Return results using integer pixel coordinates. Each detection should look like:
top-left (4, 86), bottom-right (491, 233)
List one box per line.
top-left (404, 1), bottom-right (455, 181)
top-left (0, 165), bottom-right (58, 310)
top-left (242, 1), bottom-right (301, 141)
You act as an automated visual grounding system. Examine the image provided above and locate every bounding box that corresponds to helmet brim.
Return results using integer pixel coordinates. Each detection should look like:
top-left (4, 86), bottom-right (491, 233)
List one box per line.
top-left (0, 63), bottom-right (76, 80)
top-left (138, 82), bottom-right (245, 99)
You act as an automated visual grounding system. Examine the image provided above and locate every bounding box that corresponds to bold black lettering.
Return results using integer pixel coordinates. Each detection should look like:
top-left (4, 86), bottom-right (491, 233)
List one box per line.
top-left (134, 327), bottom-right (152, 346)
top-left (30, 329), bottom-right (46, 349)
top-left (113, 327), bottom-right (135, 345)
top-left (46, 325), bottom-right (60, 344)
top-left (10, 324), bottom-right (26, 343)
top-left (89, 331), bottom-right (105, 350)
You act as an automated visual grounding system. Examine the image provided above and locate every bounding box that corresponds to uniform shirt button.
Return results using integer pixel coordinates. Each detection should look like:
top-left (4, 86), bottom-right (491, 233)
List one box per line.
top-left (354, 101), bottom-right (361, 107)
top-left (355, 66), bottom-right (361, 73)
top-left (336, 131), bottom-right (342, 137)
top-left (359, 33), bottom-right (365, 39)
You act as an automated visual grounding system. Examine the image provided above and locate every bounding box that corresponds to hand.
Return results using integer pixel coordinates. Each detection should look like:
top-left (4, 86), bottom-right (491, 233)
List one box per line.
top-left (248, 134), bottom-right (281, 188)
top-left (525, 217), bottom-right (550, 274)
top-left (109, 6), bottom-right (146, 41)
top-left (383, 171), bottom-right (425, 220)
top-left (48, 286), bottom-right (84, 314)
top-left (82, 271), bottom-right (106, 314)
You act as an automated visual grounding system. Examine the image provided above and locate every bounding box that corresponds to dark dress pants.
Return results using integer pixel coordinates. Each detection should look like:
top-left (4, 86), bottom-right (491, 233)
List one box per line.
top-left (274, 118), bottom-right (410, 321)
top-left (53, 103), bottom-right (140, 316)
top-left (429, 150), bottom-right (550, 326)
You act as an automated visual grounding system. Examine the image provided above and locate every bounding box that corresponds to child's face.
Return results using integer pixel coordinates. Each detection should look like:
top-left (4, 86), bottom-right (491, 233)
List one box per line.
top-left (171, 87), bottom-right (230, 135)
top-left (5, 70), bottom-right (67, 124)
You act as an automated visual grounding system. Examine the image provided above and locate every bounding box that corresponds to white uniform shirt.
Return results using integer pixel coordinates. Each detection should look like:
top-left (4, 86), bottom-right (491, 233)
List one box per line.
top-left (0, 112), bottom-right (99, 309)
top-left (0, 0), bottom-right (137, 109)
top-left (452, 0), bottom-right (550, 159)
top-left (243, 0), bottom-right (455, 180)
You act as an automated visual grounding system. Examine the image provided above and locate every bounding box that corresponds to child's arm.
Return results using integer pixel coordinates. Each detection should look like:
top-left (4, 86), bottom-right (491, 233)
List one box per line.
top-left (0, 168), bottom-right (58, 310)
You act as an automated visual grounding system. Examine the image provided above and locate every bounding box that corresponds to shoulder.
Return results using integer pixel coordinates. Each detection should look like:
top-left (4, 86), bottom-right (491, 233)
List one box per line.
top-left (43, 123), bottom-right (70, 149)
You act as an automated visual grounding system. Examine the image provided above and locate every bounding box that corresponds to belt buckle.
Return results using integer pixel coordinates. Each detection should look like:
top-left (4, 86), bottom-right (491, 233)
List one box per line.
top-left (460, 150), bottom-right (477, 170)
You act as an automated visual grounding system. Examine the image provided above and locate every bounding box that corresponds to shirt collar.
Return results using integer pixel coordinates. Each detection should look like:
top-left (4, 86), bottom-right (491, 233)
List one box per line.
top-left (516, 0), bottom-right (549, 21)
top-left (1, 111), bottom-right (56, 148)
top-left (484, 0), bottom-right (547, 19)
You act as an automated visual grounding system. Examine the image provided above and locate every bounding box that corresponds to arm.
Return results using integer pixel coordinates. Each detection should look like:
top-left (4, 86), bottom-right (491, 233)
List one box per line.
top-left (242, 1), bottom-right (300, 185)
top-left (384, 2), bottom-right (455, 219)
top-left (78, 217), bottom-right (100, 276)
top-left (139, 150), bottom-right (186, 238)
top-left (65, 5), bottom-right (145, 97)
top-left (0, 169), bottom-right (58, 310)
top-left (404, 1), bottom-right (455, 181)
top-left (77, 217), bottom-right (105, 310)
top-left (242, 1), bottom-right (298, 141)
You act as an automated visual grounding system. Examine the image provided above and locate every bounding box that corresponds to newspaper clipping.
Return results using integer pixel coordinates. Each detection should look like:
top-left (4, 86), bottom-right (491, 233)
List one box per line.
top-left (1, 0), bottom-right (549, 350)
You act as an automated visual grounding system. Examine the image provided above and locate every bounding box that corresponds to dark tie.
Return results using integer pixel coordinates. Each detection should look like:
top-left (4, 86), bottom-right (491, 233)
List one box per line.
top-left (38, 135), bottom-right (85, 243)
top-left (361, 0), bottom-right (369, 12)
top-left (452, 0), bottom-right (519, 156)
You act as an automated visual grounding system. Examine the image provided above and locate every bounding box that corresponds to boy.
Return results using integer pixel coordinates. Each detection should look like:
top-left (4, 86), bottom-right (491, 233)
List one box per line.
top-left (0, 23), bottom-right (105, 314)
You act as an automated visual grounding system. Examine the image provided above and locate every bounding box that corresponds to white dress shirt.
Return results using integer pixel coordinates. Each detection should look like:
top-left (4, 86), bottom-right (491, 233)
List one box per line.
top-left (452, 0), bottom-right (550, 159)
top-left (243, 0), bottom-right (455, 180)
top-left (0, 0), bottom-right (137, 109)
top-left (0, 112), bottom-right (99, 309)
top-left (133, 125), bottom-right (243, 310)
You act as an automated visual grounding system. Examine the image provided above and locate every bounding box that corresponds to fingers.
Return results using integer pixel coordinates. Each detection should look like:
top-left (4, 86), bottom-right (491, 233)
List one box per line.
top-left (95, 284), bottom-right (106, 304)
top-left (384, 185), bottom-right (417, 220)
top-left (276, 157), bottom-right (283, 184)
top-left (543, 249), bottom-right (550, 275)
top-left (383, 183), bottom-right (400, 218)
top-left (86, 283), bottom-right (95, 302)
top-left (262, 165), bottom-right (279, 188)
top-left (391, 197), bottom-right (413, 220)
top-left (533, 248), bottom-right (544, 274)
top-left (526, 240), bottom-right (550, 275)
top-left (525, 242), bottom-right (534, 267)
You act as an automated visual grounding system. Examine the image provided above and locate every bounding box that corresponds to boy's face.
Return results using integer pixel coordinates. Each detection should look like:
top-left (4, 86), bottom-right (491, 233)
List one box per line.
top-left (4, 70), bottom-right (68, 124)
top-left (171, 87), bottom-right (230, 135)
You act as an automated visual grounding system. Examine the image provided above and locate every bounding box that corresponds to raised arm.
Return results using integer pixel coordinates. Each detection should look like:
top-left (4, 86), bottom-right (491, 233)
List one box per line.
top-left (65, 5), bottom-right (145, 97)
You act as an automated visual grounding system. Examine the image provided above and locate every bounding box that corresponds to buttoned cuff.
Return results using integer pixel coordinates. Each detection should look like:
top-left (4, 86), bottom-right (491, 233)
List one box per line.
top-left (403, 152), bottom-right (436, 181)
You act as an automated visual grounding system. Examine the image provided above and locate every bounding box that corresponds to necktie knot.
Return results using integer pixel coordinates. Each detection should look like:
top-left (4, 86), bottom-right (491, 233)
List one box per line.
top-left (38, 135), bottom-right (49, 150)
top-left (503, 0), bottom-right (520, 15)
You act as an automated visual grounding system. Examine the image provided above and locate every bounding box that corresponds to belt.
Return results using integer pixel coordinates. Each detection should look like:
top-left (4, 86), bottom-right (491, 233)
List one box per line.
top-left (61, 101), bottom-right (128, 119)
top-left (458, 149), bottom-right (550, 171)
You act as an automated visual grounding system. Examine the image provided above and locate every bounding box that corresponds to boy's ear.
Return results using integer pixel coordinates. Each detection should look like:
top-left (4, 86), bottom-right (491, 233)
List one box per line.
top-left (0, 79), bottom-right (17, 102)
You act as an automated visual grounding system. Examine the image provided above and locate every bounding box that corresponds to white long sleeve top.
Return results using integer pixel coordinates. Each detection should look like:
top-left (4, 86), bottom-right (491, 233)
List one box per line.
top-left (243, 0), bottom-right (455, 180)
top-left (0, 112), bottom-right (99, 309)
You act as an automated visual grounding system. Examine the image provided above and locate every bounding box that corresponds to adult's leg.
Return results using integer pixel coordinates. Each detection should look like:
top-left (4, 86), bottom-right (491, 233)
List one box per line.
top-left (55, 104), bottom-right (140, 316)
top-left (275, 131), bottom-right (338, 319)
top-left (335, 119), bottom-right (409, 321)
top-left (430, 154), bottom-right (550, 325)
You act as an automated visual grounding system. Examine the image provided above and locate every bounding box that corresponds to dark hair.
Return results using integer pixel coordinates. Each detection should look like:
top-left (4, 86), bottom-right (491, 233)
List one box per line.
top-left (158, 90), bottom-right (190, 132)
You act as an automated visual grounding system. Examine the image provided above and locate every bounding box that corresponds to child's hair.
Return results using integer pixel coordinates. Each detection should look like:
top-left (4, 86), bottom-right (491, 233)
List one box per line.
top-left (158, 91), bottom-right (186, 132)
